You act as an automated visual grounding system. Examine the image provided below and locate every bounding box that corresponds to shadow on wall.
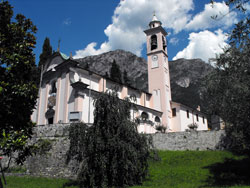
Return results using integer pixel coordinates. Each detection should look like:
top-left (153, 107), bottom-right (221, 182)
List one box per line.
top-left (203, 157), bottom-right (250, 187)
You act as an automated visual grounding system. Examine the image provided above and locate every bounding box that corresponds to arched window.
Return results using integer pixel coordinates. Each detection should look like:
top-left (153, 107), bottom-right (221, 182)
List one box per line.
top-left (45, 108), bottom-right (55, 125)
top-left (141, 112), bottom-right (149, 120)
top-left (162, 36), bottom-right (167, 51)
top-left (130, 93), bottom-right (137, 103)
top-left (155, 116), bottom-right (161, 123)
top-left (151, 35), bottom-right (157, 51)
top-left (50, 81), bottom-right (57, 94)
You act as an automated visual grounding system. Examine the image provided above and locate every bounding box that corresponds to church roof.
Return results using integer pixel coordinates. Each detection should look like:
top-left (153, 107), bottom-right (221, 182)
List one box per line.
top-left (60, 52), bottom-right (69, 60)
top-left (152, 14), bottom-right (159, 21)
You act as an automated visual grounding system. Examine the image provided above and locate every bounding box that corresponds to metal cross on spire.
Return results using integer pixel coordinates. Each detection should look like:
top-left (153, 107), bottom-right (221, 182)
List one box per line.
top-left (57, 38), bottom-right (61, 52)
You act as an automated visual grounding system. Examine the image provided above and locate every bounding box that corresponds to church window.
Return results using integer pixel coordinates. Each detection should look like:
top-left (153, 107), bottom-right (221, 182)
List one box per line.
top-left (141, 112), bottom-right (149, 120)
top-left (130, 93), bottom-right (137, 103)
top-left (196, 114), bottom-right (199, 121)
top-left (50, 81), bottom-right (57, 94)
top-left (151, 35), bottom-right (157, 50)
top-left (172, 108), bottom-right (176, 117)
top-left (187, 110), bottom-right (189, 118)
top-left (162, 36), bottom-right (167, 51)
top-left (155, 116), bottom-right (160, 123)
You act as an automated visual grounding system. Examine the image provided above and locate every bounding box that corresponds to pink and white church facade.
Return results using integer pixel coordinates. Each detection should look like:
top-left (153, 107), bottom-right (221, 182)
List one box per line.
top-left (31, 15), bottom-right (208, 133)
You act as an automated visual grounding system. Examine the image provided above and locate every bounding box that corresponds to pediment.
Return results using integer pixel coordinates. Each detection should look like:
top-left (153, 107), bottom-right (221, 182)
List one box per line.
top-left (45, 55), bottom-right (64, 72)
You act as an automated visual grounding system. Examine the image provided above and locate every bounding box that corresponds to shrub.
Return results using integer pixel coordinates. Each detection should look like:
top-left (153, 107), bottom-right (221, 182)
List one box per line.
top-left (67, 91), bottom-right (152, 188)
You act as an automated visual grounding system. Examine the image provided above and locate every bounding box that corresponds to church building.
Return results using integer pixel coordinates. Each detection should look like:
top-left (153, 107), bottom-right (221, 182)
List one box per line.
top-left (31, 15), bottom-right (208, 133)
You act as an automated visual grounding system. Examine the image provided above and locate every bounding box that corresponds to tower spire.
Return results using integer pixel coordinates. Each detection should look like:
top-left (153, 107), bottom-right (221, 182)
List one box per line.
top-left (152, 11), bottom-right (158, 21)
top-left (149, 12), bottom-right (162, 28)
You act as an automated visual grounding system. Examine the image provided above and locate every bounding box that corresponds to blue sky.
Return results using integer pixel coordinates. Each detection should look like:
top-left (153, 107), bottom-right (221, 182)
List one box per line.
top-left (10, 0), bottom-right (245, 64)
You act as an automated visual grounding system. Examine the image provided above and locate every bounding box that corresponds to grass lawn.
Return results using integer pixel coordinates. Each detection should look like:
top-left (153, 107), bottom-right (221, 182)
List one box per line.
top-left (4, 151), bottom-right (250, 188)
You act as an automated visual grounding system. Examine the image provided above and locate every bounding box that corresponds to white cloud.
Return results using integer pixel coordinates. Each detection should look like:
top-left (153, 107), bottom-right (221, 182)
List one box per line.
top-left (74, 42), bottom-right (111, 58)
top-left (173, 29), bottom-right (229, 63)
top-left (73, 0), bottom-right (194, 58)
top-left (63, 18), bottom-right (71, 26)
top-left (185, 2), bottom-right (238, 31)
top-left (169, 37), bottom-right (179, 45)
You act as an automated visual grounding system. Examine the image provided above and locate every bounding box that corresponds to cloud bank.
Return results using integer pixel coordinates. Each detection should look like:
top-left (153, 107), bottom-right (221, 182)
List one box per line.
top-left (73, 0), bottom-right (237, 62)
top-left (173, 29), bottom-right (229, 62)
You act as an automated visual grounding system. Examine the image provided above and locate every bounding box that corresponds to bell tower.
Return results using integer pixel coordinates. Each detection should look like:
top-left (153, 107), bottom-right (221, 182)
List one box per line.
top-left (144, 14), bottom-right (172, 129)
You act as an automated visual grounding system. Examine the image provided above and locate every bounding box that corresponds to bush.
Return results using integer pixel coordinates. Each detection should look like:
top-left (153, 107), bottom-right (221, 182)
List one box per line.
top-left (155, 125), bottom-right (167, 133)
top-left (67, 91), bottom-right (152, 188)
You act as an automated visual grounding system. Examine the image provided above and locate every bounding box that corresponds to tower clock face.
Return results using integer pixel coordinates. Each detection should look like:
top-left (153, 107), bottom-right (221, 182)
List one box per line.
top-left (152, 55), bottom-right (158, 62)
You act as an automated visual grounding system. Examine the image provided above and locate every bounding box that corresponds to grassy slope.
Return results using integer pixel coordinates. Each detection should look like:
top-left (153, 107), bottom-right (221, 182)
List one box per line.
top-left (5, 151), bottom-right (250, 188)
top-left (132, 151), bottom-right (250, 188)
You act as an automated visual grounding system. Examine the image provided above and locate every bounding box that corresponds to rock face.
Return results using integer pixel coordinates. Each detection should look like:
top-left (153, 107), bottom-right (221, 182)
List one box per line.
top-left (169, 58), bottom-right (214, 111)
top-left (75, 50), bottom-right (214, 110)
top-left (75, 49), bottom-right (148, 90)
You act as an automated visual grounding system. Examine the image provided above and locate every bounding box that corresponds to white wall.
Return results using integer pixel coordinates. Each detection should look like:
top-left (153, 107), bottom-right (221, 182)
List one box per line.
top-left (81, 92), bottom-right (94, 124)
top-left (38, 85), bottom-right (47, 125)
top-left (153, 89), bottom-right (161, 111)
top-left (58, 74), bottom-right (66, 122)
top-left (179, 107), bottom-right (193, 131)
top-left (74, 72), bottom-right (100, 91)
top-left (106, 80), bottom-right (122, 98)
top-left (67, 86), bottom-right (75, 123)
top-left (127, 88), bottom-right (141, 105)
top-left (173, 105), bottom-right (208, 131)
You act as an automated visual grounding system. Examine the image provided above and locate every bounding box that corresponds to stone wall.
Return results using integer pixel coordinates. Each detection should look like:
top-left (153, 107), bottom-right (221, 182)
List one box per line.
top-left (152, 130), bottom-right (225, 151)
top-left (7, 124), bottom-right (225, 178)
top-left (23, 124), bottom-right (76, 178)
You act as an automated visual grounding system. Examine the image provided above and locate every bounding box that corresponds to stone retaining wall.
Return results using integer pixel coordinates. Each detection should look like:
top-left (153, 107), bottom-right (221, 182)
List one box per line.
top-left (6, 124), bottom-right (225, 178)
top-left (152, 130), bottom-right (224, 151)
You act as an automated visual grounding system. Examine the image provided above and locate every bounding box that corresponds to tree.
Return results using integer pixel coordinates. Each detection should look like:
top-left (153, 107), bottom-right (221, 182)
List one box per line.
top-left (67, 91), bottom-right (152, 188)
top-left (38, 37), bottom-right (52, 70)
top-left (206, 0), bottom-right (250, 154)
top-left (37, 37), bottom-right (52, 84)
top-left (110, 59), bottom-right (122, 83)
top-left (0, 0), bottom-right (38, 166)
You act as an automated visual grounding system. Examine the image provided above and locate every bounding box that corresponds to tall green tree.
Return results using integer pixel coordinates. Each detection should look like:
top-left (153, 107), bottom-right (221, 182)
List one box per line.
top-left (38, 37), bottom-right (52, 70)
top-left (110, 59), bottom-right (122, 83)
top-left (67, 91), bottom-right (152, 188)
top-left (206, 0), bottom-right (250, 154)
top-left (0, 0), bottom-right (38, 165)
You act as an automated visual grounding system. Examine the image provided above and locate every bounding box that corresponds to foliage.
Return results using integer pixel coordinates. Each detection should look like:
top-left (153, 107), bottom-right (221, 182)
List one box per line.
top-left (33, 139), bottom-right (53, 155)
top-left (67, 91), bottom-right (152, 188)
top-left (155, 125), bottom-right (167, 133)
top-left (38, 37), bottom-right (52, 75)
top-left (205, 0), bottom-right (250, 154)
top-left (0, 0), bottom-right (38, 165)
top-left (188, 123), bottom-right (198, 130)
top-left (109, 59), bottom-right (122, 83)
top-left (6, 166), bottom-right (27, 173)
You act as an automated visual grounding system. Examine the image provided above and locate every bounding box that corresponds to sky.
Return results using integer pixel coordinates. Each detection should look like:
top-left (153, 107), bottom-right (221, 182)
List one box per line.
top-left (9, 0), bottom-right (248, 64)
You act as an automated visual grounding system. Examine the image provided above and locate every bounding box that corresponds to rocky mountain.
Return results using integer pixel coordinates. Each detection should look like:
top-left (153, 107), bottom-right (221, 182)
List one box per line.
top-left (169, 58), bottom-right (213, 111)
top-left (75, 49), bottom-right (214, 111)
top-left (75, 50), bottom-right (148, 90)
